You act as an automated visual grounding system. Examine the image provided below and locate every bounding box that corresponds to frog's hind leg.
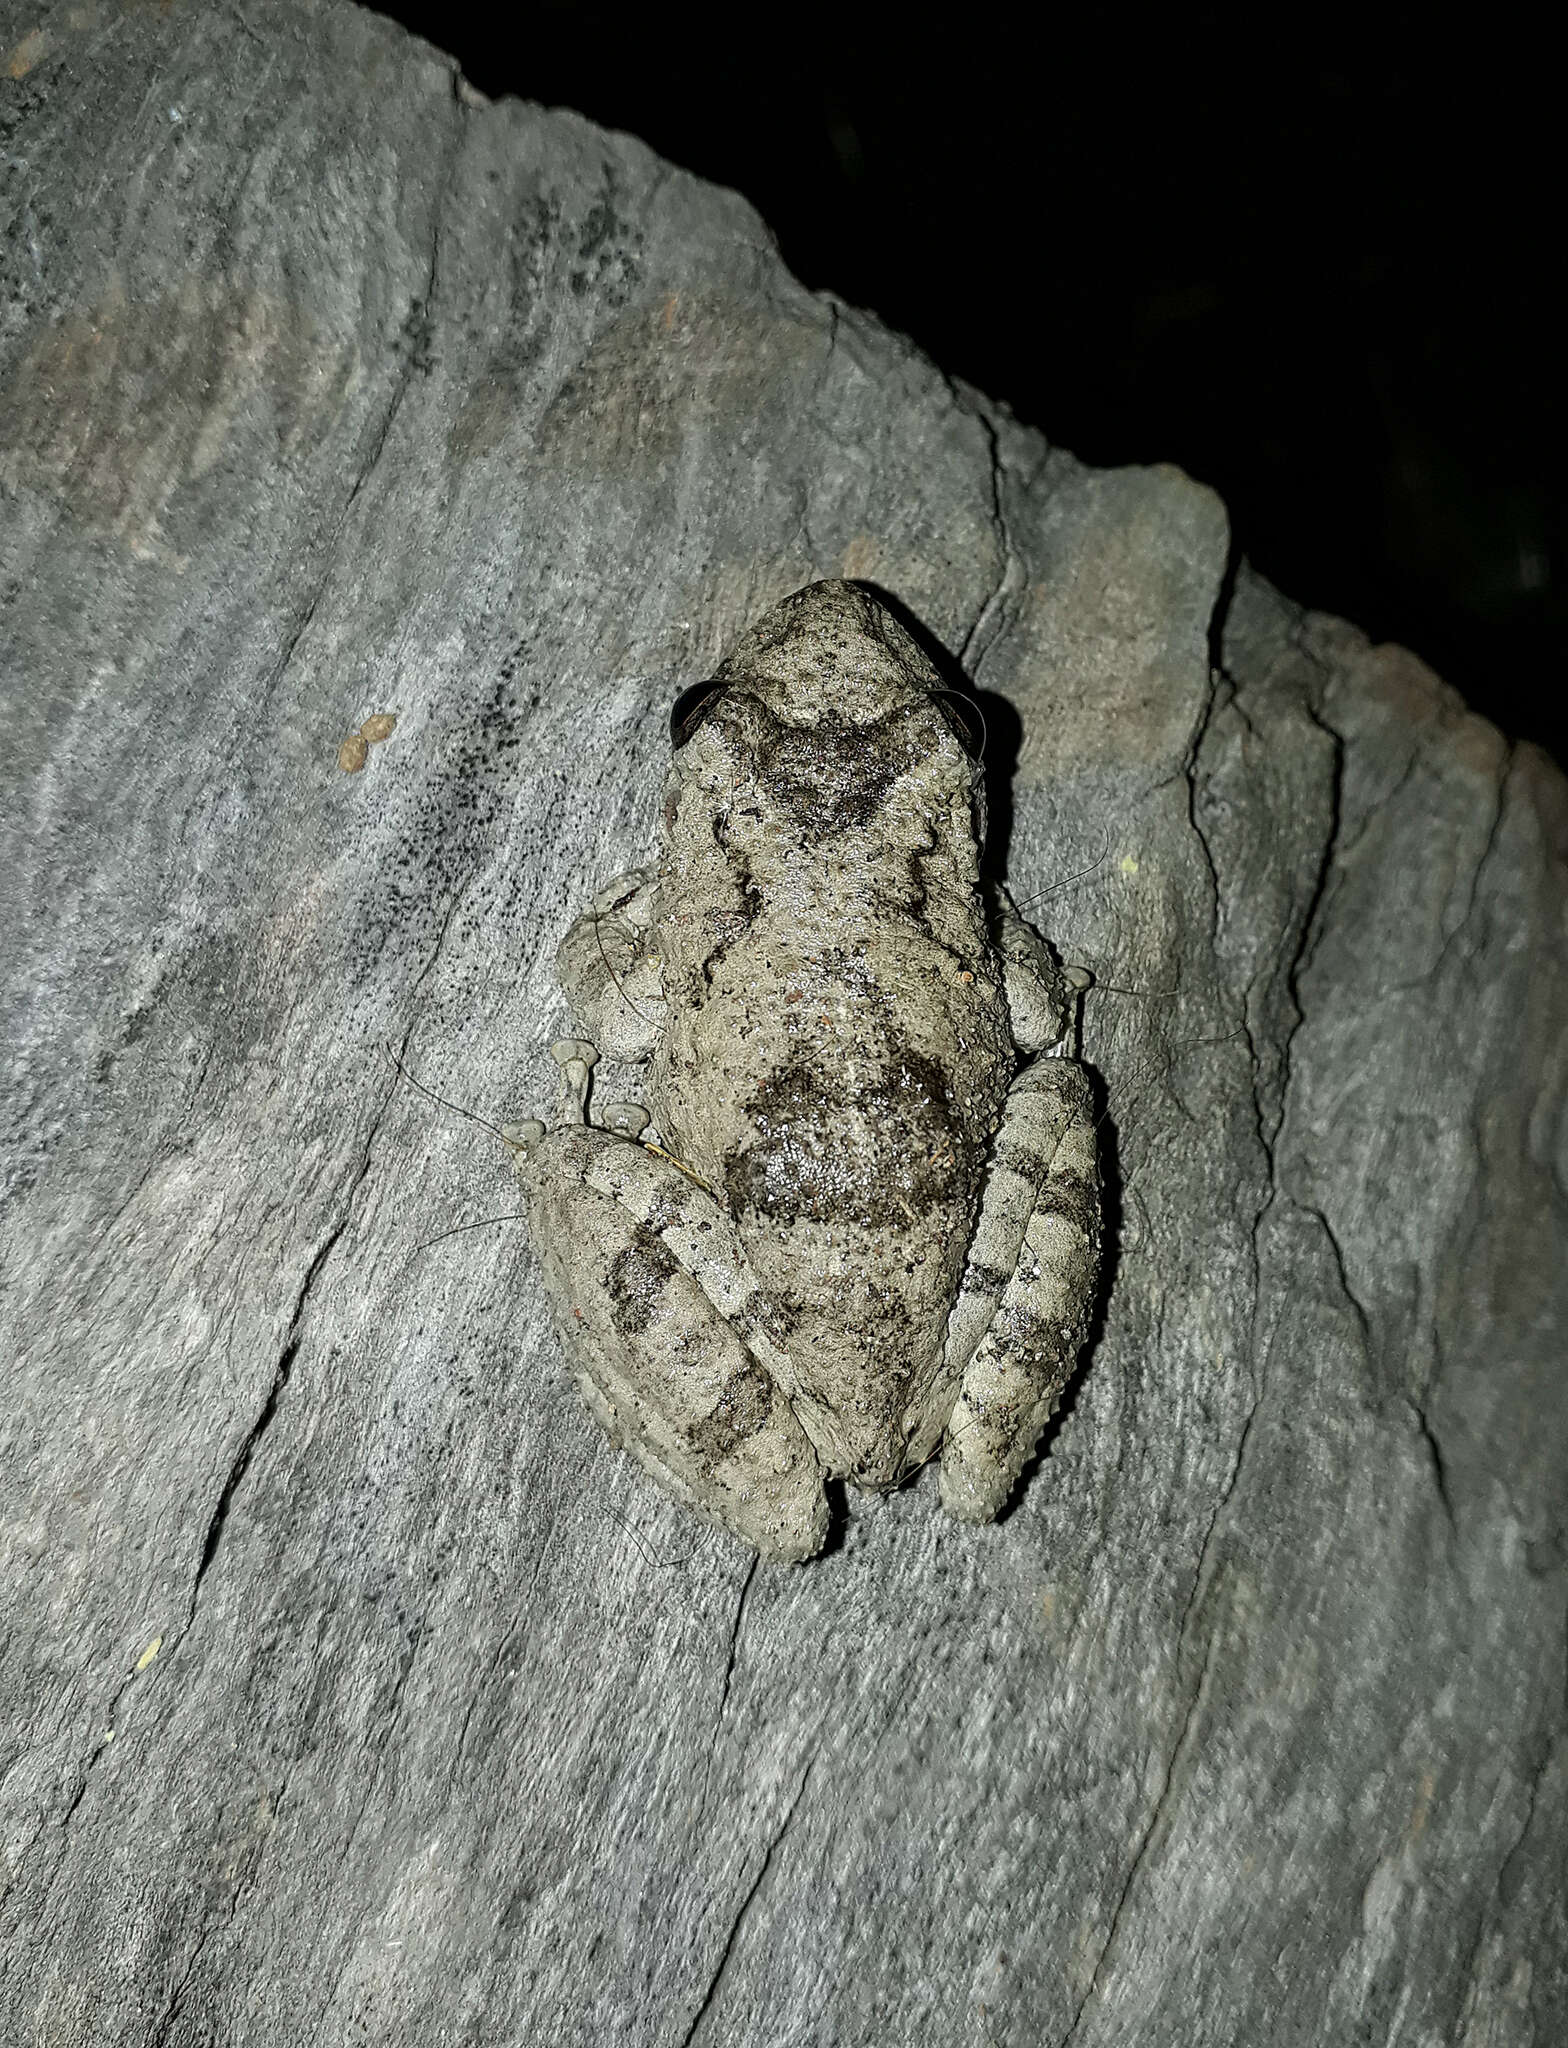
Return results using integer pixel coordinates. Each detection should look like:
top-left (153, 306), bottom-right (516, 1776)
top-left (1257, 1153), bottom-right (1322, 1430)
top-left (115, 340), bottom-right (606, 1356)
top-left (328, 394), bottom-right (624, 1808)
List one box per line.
top-left (555, 866), bottom-right (666, 1061)
top-left (517, 1122), bottom-right (828, 1564)
top-left (939, 1055), bottom-right (1101, 1524)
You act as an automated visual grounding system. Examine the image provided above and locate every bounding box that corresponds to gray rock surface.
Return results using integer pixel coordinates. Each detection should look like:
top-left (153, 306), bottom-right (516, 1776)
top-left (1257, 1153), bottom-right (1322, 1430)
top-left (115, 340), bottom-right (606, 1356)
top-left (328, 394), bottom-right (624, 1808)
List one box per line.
top-left (1, 4), bottom-right (1563, 2043)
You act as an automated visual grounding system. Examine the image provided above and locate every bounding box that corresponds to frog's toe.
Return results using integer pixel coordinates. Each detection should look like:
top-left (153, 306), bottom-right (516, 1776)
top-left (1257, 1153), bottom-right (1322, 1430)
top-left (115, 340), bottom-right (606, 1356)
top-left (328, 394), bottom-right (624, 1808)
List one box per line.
top-left (940, 1384), bottom-right (1066, 1524)
top-left (549, 1038), bottom-right (597, 1123)
top-left (596, 1101), bottom-right (650, 1138)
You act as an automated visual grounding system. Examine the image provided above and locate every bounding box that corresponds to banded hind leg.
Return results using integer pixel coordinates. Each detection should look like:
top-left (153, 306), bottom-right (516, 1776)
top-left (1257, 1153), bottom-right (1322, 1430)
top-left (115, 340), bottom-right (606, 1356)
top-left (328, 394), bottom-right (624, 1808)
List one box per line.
top-left (939, 1055), bottom-right (1101, 1523)
top-left (510, 1049), bottom-right (827, 1563)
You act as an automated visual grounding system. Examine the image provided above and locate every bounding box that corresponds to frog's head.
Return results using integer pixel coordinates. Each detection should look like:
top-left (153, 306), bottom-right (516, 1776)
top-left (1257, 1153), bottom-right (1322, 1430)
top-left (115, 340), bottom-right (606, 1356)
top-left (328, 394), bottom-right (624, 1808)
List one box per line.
top-left (673, 579), bottom-right (977, 733)
top-left (668, 582), bottom-right (986, 845)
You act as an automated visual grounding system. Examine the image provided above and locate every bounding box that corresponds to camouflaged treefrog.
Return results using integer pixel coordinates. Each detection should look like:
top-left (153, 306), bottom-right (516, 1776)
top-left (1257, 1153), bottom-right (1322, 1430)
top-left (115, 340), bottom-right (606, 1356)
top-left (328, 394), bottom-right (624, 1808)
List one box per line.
top-left (509, 581), bottom-right (1101, 1562)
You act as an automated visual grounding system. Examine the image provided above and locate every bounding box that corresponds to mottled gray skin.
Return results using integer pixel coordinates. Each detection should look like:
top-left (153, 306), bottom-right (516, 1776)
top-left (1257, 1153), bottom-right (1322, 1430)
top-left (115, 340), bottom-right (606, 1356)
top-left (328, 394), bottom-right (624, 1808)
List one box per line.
top-left (515, 581), bottom-right (1101, 1560)
top-left (655, 589), bottom-right (1015, 1483)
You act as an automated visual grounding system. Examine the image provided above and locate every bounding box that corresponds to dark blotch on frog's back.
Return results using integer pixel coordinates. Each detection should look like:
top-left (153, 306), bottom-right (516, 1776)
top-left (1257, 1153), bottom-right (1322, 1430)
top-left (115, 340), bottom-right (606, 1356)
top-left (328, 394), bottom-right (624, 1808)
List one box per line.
top-left (722, 1047), bottom-right (981, 1231)
top-left (757, 708), bottom-right (926, 840)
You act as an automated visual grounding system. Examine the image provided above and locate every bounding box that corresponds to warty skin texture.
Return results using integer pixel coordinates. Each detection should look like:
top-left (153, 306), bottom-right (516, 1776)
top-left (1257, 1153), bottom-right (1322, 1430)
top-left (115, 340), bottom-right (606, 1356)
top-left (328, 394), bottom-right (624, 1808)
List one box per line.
top-left (514, 581), bottom-right (1101, 1559)
top-left (651, 587), bottom-right (1015, 1486)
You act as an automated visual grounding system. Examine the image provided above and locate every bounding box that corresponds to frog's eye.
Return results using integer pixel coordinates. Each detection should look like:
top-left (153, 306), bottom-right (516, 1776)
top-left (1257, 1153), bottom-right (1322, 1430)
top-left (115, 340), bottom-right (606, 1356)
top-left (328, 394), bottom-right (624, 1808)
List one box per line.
top-left (670, 679), bottom-right (727, 748)
top-left (931, 690), bottom-right (986, 761)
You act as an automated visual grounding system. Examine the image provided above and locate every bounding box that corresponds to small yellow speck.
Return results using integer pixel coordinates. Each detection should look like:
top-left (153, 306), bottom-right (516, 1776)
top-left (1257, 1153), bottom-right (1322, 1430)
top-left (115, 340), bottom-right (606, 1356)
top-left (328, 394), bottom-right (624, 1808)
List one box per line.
top-left (1119, 854), bottom-right (1140, 876)
top-left (136, 1635), bottom-right (163, 1672)
top-left (338, 733), bottom-right (369, 773)
top-left (359, 711), bottom-right (397, 744)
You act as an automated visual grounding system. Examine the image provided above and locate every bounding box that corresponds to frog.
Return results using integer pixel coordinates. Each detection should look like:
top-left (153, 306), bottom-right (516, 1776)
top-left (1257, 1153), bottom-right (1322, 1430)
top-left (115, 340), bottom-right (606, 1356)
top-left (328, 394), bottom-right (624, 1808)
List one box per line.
top-left (508, 580), bottom-right (1101, 1563)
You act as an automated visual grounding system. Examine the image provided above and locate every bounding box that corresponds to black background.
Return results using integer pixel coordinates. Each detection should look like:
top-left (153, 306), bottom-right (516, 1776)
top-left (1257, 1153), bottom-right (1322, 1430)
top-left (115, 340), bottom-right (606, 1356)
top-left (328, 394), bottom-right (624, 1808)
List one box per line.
top-left (369, 4), bottom-right (1562, 768)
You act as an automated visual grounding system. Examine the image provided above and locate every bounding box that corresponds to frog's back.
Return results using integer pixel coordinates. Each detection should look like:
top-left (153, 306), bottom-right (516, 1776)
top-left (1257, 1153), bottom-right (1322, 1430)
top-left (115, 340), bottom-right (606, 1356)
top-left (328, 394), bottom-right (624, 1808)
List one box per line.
top-left (648, 583), bottom-right (1017, 1484)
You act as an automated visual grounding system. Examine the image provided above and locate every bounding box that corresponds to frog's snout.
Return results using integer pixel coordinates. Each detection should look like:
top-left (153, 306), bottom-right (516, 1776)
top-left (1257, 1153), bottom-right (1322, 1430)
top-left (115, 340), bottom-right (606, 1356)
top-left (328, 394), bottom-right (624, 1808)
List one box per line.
top-left (849, 1448), bottom-right (905, 1492)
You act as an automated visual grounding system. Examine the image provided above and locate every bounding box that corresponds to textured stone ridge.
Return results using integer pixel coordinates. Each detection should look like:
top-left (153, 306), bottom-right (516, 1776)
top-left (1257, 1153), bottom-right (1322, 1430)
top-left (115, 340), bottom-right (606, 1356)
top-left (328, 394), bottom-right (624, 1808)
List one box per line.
top-left (1, 4), bottom-right (1564, 2044)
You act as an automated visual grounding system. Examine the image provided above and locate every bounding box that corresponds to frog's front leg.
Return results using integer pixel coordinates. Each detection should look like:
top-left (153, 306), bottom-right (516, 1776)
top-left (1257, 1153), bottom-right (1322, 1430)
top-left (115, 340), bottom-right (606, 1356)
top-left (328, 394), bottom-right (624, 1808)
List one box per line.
top-left (939, 1055), bottom-right (1101, 1523)
top-left (986, 879), bottom-right (1087, 1056)
top-left (555, 867), bottom-right (667, 1061)
top-left (512, 1057), bottom-right (828, 1564)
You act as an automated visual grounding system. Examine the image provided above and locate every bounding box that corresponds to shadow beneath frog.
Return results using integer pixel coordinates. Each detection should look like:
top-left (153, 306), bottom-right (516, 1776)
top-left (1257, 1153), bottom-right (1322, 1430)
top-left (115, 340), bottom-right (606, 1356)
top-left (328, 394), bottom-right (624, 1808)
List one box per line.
top-left (815, 1477), bottom-right (853, 1560)
top-left (847, 581), bottom-right (1021, 883)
